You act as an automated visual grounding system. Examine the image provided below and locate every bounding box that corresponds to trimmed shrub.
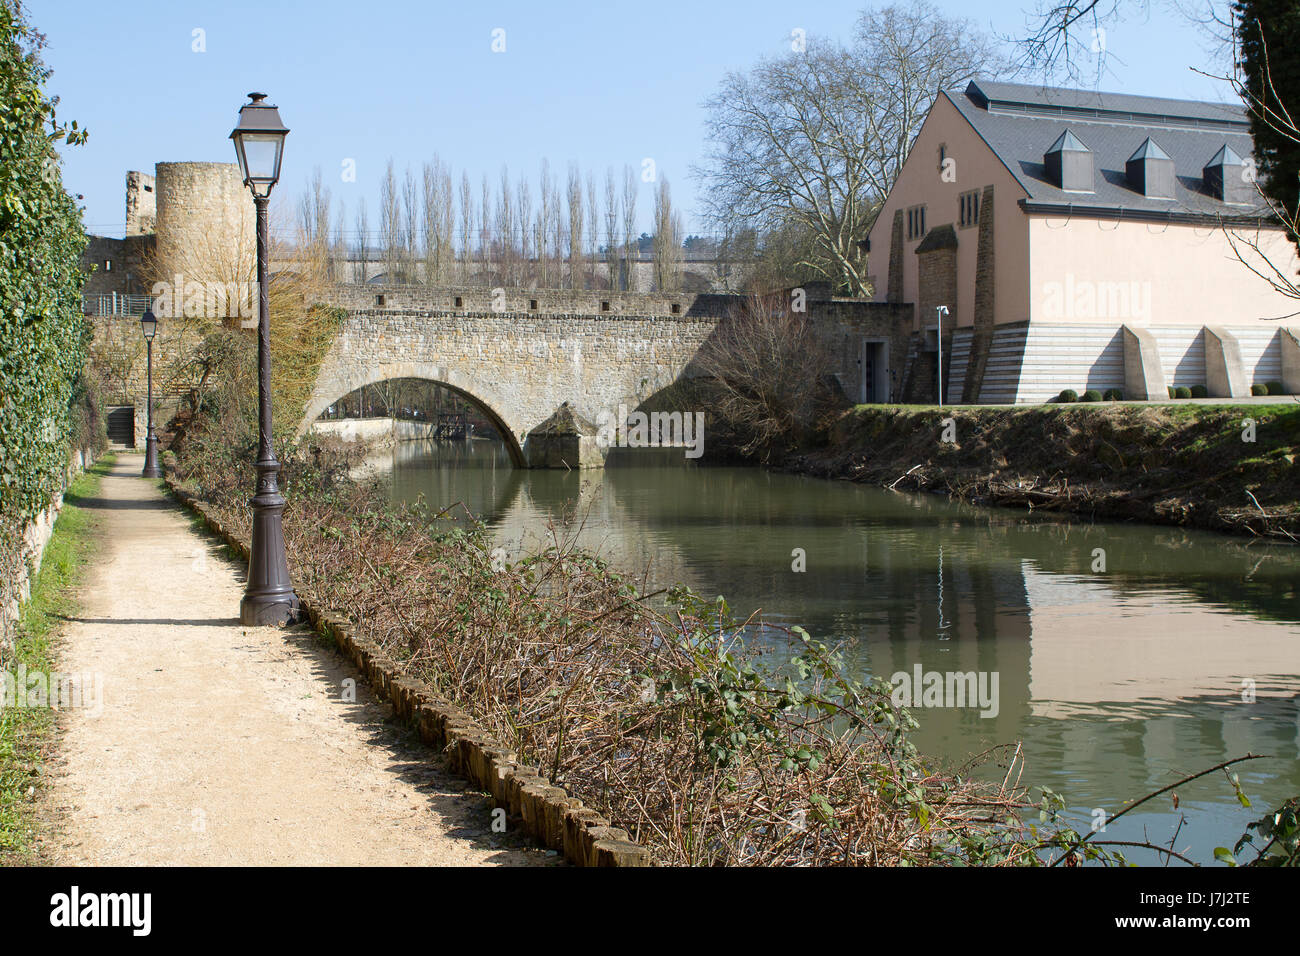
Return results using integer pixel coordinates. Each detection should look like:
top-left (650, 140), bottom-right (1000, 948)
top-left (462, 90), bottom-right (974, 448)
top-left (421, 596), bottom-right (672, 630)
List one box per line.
top-left (1057, 389), bottom-right (1078, 403)
top-left (1251, 383), bottom-right (1268, 396)
top-left (1190, 385), bottom-right (1208, 398)
top-left (1174, 386), bottom-right (1192, 399)
top-left (1167, 386), bottom-right (1177, 399)
top-left (1266, 381), bottom-right (1284, 396)
top-left (1103, 388), bottom-right (1123, 401)
top-left (1080, 389), bottom-right (1103, 402)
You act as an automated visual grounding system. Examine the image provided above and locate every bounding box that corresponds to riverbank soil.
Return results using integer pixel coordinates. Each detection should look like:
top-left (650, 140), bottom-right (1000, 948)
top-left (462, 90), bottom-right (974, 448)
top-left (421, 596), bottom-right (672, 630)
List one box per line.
top-left (35, 454), bottom-right (551, 866)
top-left (796, 403), bottom-right (1300, 539)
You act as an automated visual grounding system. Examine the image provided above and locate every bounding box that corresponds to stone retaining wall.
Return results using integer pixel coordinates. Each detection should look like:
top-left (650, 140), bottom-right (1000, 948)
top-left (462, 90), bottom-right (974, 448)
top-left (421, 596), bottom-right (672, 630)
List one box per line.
top-left (1, 447), bottom-right (102, 663)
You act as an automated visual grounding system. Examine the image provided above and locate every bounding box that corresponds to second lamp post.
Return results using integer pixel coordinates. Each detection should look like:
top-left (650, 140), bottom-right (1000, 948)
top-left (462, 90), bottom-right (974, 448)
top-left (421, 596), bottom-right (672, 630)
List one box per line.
top-left (140, 309), bottom-right (161, 478)
top-left (230, 92), bottom-right (299, 626)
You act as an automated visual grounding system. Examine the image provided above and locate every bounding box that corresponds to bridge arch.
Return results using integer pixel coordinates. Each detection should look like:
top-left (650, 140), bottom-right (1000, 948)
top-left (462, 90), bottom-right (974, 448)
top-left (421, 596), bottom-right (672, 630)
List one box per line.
top-left (298, 361), bottom-right (527, 467)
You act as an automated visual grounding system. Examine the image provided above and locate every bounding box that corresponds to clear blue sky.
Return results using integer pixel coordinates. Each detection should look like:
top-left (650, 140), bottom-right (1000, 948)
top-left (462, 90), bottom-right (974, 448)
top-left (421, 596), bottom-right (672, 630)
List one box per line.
top-left (30, 0), bottom-right (1234, 240)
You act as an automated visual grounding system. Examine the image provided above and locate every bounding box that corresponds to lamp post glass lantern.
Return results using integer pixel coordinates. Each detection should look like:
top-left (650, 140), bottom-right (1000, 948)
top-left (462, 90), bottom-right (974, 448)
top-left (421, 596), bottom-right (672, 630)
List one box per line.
top-left (140, 310), bottom-right (161, 478)
top-left (231, 92), bottom-right (298, 626)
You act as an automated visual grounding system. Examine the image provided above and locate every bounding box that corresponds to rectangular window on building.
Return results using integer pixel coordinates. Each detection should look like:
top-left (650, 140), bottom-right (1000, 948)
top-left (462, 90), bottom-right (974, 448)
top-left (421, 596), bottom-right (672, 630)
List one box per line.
top-left (906, 204), bottom-right (927, 241)
top-left (959, 189), bottom-right (981, 228)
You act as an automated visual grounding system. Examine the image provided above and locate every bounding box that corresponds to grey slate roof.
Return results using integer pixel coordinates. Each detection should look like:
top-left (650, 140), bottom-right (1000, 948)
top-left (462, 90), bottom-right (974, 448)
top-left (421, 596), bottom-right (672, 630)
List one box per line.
top-left (949, 79), bottom-right (1269, 219)
top-left (1128, 137), bottom-right (1170, 161)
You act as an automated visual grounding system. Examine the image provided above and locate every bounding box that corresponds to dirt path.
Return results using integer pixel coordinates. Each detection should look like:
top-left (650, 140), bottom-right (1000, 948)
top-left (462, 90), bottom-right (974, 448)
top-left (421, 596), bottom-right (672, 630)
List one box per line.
top-left (39, 453), bottom-right (551, 866)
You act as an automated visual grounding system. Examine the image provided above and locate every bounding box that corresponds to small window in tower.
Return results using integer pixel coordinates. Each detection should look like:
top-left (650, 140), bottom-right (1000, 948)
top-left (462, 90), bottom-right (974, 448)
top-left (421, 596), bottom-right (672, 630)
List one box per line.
top-left (959, 189), bottom-right (981, 228)
top-left (670, 303), bottom-right (681, 314)
top-left (906, 204), bottom-right (927, 241)
top-left (454, 296), bottom-right (463, 308)
top-left (529, 298), bottom-right (538, 310)
top-left (143, 184), bottom-right (153, 192)
top-left (376, 294), bottom-right (385, 307)
top-left (104, 259), bottom-right (112, 272)
top-left (601, 300), bottom-right (611, 312)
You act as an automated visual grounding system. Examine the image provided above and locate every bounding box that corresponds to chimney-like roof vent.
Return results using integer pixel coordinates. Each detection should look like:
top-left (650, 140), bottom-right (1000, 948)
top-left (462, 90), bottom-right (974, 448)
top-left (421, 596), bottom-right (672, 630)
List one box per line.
top-left (1045, 129), bottom-right (1093, 192)
top-left (1125, 137), bottom-right (1175, 199)
top-left (1203, 145), bottom-right (1254, 204)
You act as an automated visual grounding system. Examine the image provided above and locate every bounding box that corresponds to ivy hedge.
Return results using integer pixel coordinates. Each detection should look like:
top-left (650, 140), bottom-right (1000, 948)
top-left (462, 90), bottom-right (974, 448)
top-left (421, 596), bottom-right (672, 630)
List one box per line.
top-left (0, 0), bottom-right (91, 651)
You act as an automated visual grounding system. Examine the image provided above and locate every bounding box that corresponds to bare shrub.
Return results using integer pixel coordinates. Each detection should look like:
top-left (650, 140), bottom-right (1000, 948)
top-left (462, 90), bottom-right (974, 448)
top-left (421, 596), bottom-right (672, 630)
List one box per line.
top-left (692, 291), bottom-right (847, 463)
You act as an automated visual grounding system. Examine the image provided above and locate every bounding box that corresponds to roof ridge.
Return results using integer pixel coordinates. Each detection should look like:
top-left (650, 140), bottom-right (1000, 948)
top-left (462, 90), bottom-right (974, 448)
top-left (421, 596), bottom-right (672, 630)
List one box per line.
top-left (965, 79), bottom-right (1248, 131)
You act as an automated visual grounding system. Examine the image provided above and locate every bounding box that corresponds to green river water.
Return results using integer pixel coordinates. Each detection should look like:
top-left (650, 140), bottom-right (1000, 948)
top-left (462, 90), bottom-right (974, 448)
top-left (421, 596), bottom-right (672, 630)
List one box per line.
top-left (383, 437), bottom-right (1300, 865)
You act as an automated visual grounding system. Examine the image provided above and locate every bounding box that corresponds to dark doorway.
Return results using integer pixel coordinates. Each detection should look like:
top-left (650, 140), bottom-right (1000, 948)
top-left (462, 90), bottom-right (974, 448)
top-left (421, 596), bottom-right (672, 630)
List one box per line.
top-left (107, 405), bottom-right (135, 446)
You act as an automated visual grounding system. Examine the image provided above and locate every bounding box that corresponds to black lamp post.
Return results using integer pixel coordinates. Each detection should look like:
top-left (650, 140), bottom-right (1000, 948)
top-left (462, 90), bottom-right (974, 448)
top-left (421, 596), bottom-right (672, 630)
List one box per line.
top-left (230, 92), bottom-right (299, 626)
top-left (140, 309), bottom-right (161, 478)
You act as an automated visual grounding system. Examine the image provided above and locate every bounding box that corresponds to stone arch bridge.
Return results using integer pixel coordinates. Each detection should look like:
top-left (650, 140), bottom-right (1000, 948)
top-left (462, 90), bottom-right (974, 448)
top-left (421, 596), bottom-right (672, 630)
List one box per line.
top-left (301, 287), bottom-right (740, 467)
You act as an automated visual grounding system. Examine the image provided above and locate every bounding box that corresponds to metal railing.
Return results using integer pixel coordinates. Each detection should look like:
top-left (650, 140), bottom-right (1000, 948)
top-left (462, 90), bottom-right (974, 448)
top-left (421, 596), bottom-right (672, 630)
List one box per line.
top-left (85, 293), bottom-right (153, 316)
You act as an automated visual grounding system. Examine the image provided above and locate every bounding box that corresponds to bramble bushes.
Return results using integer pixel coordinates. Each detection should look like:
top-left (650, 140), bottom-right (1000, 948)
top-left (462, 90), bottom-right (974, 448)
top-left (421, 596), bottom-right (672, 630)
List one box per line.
top-left (170, 408), bottom-right (1056, 865)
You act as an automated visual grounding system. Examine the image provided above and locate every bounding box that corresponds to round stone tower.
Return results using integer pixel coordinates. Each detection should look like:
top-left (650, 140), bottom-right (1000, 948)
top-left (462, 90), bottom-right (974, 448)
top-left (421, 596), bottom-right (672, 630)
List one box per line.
top-left (152, 162), bottom-right (255, 307)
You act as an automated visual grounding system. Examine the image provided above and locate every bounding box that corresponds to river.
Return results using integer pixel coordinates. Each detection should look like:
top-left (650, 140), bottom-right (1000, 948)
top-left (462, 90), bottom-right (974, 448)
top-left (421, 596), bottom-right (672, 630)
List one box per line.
top-left (382, 437), bottom-right (1300, 865)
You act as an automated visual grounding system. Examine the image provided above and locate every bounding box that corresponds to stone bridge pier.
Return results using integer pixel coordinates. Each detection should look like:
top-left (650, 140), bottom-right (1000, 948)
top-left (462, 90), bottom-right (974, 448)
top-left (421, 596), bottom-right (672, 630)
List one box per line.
top-left (299, 303), bottom-right (723, 468)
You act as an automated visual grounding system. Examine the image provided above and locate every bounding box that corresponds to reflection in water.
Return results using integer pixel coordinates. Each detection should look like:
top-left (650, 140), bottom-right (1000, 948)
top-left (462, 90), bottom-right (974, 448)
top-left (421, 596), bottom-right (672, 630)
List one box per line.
top-left (385, 438), bottom-right (1300, 863)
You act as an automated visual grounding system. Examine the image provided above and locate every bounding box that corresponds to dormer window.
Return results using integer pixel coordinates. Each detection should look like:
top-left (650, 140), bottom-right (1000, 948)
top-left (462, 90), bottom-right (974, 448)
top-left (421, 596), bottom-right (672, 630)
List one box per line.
top-left (1045, 129), bottom-right (1093, 193)
top-left (1126, 138), bottom-right (1175, 199)
top-left (1203, 145), bottom-right (1254, 204)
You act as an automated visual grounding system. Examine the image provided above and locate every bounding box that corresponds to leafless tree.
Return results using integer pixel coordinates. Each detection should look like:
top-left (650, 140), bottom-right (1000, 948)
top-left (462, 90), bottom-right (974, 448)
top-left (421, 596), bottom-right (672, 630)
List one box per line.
top-left (422, 156), bottom-right (454, 286)
top-left (379, 161), bottom-right (402, 283)
top-left (653, 178), bottom-right (683, 292)
top-left (1010, 1), bottom-right (1236, 81)
top-left (517, 172), bottom-right (534, 285)
top-left (621, 164), bottom-right (638, 291)
top-left (353, 199), bottom-right (369, 283)
top-left (1201, 19), bottom-right (1300, 306)
top-left (497, 165), bottom-right (517, 286)
top-left (585, 171), bottom-right (600, 289)
top-left (401, 165), bottom-right (419, 281)
top-left (536, 158), bottom-right (559, 288)
top-left (604, 167), bottom-right (619, 290)
top-left (693, 292), bottom-right (843, 462)
top-left (567, 163), bottom-right (585, 289)
top-left (696, 2), bottom-right (1002, 295)
top-left (479, 173), bottom-right (493, 282)
top-left (458, 172), bottom-right (473, 281)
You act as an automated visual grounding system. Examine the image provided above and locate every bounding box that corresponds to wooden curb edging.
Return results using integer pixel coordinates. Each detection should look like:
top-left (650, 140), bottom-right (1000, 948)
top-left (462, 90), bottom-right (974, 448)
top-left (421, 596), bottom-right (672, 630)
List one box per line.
top-left (165, 478), bottom-right (653, 867)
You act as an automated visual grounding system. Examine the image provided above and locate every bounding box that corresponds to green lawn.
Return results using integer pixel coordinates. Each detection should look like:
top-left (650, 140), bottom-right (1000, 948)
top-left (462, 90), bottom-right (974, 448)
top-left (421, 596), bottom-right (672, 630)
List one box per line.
top-left (0, 454), bottom-right (113, 863)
